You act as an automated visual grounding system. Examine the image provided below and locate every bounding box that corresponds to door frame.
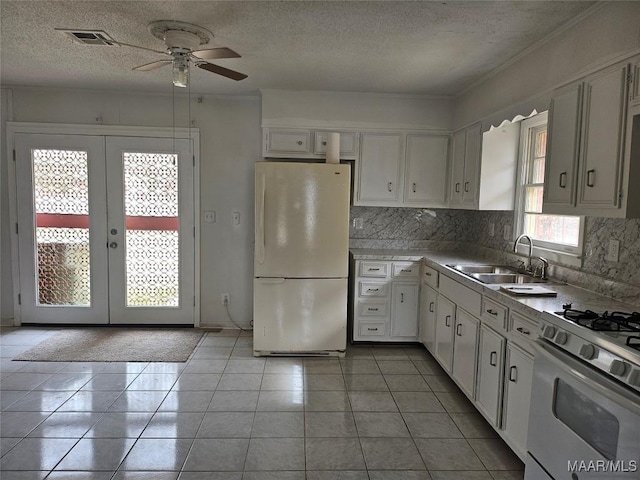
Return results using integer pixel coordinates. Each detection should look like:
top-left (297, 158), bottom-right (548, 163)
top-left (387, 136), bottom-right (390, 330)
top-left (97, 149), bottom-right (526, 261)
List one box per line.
top-left (6, 122), bottom-right (201, 327)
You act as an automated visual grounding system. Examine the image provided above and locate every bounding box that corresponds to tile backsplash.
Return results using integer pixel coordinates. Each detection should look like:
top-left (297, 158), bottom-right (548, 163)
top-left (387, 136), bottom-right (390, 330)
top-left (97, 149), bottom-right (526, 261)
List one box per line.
top-left (350, 206), bottom-right (640, 302)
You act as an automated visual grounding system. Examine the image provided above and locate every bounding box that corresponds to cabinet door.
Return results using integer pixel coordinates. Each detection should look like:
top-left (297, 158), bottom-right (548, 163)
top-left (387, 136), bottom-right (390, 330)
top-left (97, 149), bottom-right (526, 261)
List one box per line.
top-left (404, 134), bottom-right (449, 207)
top-left (314, 131), bottom-right (358, 158)
top-left (357, 133), bottom-right (403, 204)
top-left (265, 129), bottom-right (311, 155)
top-left (420, 284), bottom-right (438, 353)
top-left (462, 123), bottom-right (482, 206)
top-left (452, 308), bottom-right (479, 398)
top-left (577, 64), bottom-right (628, 210)
top-left (450, 129), bottom-right (466, 205)
top-left (502, 344), bottom-right (534, 459)
top-left (544, 83), bottom-right (582, 208)
top-left (476, 325), bottom-right (505, 427)
top-left (391, 282), bottom-right (419, 338)
top-left (434, 295), bottom-right (455, 372)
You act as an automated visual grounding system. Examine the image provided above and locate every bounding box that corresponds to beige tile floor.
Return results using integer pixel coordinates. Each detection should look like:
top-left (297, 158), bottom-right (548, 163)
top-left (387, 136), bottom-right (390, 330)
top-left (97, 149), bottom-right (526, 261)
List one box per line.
top-left (0, 327), bottom-right (524, 479)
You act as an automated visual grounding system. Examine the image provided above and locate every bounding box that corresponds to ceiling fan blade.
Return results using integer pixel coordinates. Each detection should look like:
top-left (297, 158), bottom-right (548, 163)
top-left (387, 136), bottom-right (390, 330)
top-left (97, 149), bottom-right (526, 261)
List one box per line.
top-left (132, 59), bottom-right (172, 71)
top-left (191, 47), bottom-right (241, 60)
top-left (196, 62), bottom-right (248, 81)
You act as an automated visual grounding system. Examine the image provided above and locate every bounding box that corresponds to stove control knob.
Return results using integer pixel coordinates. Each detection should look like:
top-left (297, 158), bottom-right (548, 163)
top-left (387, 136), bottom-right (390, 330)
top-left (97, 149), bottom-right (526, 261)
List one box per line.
top-left (609, 360), bottom-right (629, 377)
top-left (579, 344), bottom-right (597, 360)
top-left (628, 370), bottom-right (640, 388)
top-left (542, 325), bottom-right (556, 339)
top-left (555, 331), bottom-right (568, 345)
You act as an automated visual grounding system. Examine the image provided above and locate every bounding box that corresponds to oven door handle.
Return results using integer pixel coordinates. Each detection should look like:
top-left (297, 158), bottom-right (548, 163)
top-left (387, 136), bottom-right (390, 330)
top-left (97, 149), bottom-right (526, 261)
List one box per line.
top-left (533, 340), bottom-right (640, 413)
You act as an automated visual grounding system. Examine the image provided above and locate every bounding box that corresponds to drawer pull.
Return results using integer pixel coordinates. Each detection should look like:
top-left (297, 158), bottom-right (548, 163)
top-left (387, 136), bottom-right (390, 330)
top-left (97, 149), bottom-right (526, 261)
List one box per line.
top-left (402, 269), bottom-right (412, 273)
top-left (367, 327), bottom-right (379, 331)
top-left (489, 351), bottom-right (497, 367)
top-left (400, 293), bottom-right (404, 303)
top-left (455, 182), bottom-right (460, 193)
top-left (412, 182), bottom-right (417, 193)
top-left (388, 182), bottom-right (393, 192)
top-left (367, 288), bottom-right (379, 292)
top-left (445, 315), bottom-right (451, 327)
top-left (367, 307), bottom-right (379, 312)
top-left (516, 327), bottom-right (530, 336)
top-left (429, 301), bottom-right (434, 313)
top-left (369, 268), bottom-right (381, 271)
top-left (425, 272), bottom-right (432, 277)
top-left (509, 365), bottom-right (518, 383)
top-left (464, 181), bottom-right (469, 192)
top-left (559, 171), bottom-right (567, 188)
top-left (586, 169), bottom-right (596, 187)
top-left (486, 309), bottom-right (498, 316)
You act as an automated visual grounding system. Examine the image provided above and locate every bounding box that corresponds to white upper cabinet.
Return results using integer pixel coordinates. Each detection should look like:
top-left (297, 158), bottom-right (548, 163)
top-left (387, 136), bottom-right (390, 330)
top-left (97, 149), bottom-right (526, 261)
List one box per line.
top-left (450, 123), bottom-right (482, 209)
top-left (404, 134), bottom-right (449, 207)
top-left (314, 131), bottom-right (358, 158)
top-left (263, 128), bottom-right (358, 159)
top-left (356, 133), bottom-right (403, 205)
top-left (543, 83), bottom-right (582, 209)
top-left (543, 59), bottom-right (640, 218)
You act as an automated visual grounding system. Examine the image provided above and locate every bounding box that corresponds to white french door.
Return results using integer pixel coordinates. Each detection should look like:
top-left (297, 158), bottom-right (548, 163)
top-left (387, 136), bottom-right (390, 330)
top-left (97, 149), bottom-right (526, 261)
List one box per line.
top-left (14, 133), bottom-right (195, 325)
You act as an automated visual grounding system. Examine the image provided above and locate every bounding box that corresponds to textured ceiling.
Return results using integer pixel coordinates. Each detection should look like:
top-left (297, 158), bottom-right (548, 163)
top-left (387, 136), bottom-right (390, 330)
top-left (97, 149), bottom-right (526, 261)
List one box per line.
top-left (0, 1), bottom-right (595, 96)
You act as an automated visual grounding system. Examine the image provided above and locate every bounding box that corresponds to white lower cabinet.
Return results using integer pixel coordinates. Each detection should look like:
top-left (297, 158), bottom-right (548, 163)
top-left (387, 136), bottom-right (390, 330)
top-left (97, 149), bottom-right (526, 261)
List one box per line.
top-left (502, 343), bottom-right (534, 459)
top-left (476, 324), bottom-right (506, 427)
top-left (452, 308), bottom-right (479, 398)
top-left (434, 295), bottom-right (455, 372)
top-left (420, 284), bottom-right (438, 351)
top-left (352, 259), bottom-right (419, 342)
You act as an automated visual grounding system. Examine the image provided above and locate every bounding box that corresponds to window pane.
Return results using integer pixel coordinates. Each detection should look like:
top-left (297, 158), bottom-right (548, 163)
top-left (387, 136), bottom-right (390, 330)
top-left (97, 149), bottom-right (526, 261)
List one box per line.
top-left (524, 186), bottom-right (544, 213)
top-left (531, 157), bottom-right (545, 184)
top-left (535, 130), bottom-right (547, 158)
top-left (524, 214), bottom-right (580, 247)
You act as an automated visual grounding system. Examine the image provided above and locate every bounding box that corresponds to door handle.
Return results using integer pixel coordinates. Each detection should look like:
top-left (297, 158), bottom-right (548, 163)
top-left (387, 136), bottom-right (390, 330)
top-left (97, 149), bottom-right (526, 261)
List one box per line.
top-left (109, 242), bottom-right (118, 249)
top-left (509, 365), bottom-right (518, 382)
top-left (586, 169), bottom-right (596, 187)
top-left (559, 172), bottom-right (567, 188)
top-left (490, 351), bottom-right (497, 367)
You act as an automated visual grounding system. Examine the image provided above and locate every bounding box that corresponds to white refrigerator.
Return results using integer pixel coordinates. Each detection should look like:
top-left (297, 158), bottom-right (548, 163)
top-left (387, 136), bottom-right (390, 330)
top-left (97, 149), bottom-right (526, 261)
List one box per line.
top-left (253, 161), bottom-right (350, 356)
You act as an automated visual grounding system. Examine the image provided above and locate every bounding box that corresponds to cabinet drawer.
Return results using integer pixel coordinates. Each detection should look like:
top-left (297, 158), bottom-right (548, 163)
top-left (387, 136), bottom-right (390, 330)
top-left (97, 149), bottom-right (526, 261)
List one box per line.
top-left (423, 264), bottom-right (439, 289)
top-left (359, 262), bottom-right (389, 278)
top-left (359, 322), bottom-right (386, 336)
top-left (392, 262), bottom-right (420, 278)
top-left (358, 282), bottom-right (389, 297)
top-left (481, 296), bottom-right (508, 331)
top-left (265, 129), bottom-right (311, 154)
top-left (314, 131), bottom-right (358, 157)
top-left (357, 301), bottom-right (389, 317)
top-left (439, 275), bottom-right (482, 317)
top-left (509, 311), bottom-right (538, 353)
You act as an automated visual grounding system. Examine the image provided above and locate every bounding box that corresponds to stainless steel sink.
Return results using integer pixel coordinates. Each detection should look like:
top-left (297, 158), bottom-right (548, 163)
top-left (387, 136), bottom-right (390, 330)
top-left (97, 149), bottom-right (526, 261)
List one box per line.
top-left (470, 273), bottom-right (548, 284)
top-left (448, 264), bottom-right (520, 274)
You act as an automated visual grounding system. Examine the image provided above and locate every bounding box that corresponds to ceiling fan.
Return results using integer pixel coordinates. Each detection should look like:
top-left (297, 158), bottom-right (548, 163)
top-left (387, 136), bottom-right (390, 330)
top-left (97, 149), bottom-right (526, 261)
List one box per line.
top-left (59, 20), bottom-right (247, 87)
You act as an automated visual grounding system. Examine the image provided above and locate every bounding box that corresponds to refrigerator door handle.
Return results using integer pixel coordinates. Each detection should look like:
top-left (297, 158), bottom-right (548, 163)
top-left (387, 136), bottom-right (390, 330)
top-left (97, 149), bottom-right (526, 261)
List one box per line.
top-left (257, 278), bottom-right (286, 284)
top-left (256, 172), bottom-right (266, 264)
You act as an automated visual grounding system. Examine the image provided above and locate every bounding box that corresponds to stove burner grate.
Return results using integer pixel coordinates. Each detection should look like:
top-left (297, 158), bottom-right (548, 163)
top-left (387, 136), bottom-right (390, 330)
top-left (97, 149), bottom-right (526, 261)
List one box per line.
top-left (626, 336), bottom-right (640, 351)
top-left (557, 309), bottom-right (640, 332)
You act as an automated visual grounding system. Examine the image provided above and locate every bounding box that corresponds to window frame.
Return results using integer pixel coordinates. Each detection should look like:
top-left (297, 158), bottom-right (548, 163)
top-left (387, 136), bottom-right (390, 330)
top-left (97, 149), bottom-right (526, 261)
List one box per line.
top-left (513, 112), bottom-right (585, 267)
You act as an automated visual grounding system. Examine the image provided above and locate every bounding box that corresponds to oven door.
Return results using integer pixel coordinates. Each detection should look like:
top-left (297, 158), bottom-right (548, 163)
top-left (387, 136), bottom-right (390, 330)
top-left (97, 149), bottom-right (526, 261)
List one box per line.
top-left (527, 340), bottom-right (640, 480)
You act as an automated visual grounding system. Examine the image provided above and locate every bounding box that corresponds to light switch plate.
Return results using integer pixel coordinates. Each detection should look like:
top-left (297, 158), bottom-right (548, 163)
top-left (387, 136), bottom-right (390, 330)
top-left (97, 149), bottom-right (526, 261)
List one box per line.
top-left (353, 218), bottom-right (364, 230)
top-left (232, 211), bottom-right (241, 226)
top-left (488, 223), bottom-right (495, 237)
top-left (607, 239), bottom-right (620, 262)
top-left (503, 224), bottom-right (511, 241)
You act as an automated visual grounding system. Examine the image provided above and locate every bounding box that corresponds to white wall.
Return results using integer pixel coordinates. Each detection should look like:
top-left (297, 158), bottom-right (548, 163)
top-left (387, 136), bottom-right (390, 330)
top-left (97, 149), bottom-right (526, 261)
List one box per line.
top-left (2, 87), bottom-right (260, 328)
top-left (262, 89), bottom-right (453, 131)
top-left (454, 1), bottom-right (640, 128)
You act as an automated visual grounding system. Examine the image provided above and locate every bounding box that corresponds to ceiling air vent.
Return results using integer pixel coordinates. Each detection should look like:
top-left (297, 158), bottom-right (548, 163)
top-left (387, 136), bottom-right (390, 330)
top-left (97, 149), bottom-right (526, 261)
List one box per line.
top-left (56, 29), bottom-right (117, 46)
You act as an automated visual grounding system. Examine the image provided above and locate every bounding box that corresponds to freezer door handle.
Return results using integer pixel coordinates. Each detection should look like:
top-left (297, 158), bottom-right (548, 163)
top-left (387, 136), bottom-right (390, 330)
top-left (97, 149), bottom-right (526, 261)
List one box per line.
top-left (257, 278), bottom-right (286, 284)
top-left (256, 172), bottom-right (266, 264)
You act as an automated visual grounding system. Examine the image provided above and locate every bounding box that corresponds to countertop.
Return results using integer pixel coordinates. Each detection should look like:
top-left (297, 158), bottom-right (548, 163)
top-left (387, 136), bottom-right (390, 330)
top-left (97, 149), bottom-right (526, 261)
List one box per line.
top-left (350, 248), bottom-right (640, 320)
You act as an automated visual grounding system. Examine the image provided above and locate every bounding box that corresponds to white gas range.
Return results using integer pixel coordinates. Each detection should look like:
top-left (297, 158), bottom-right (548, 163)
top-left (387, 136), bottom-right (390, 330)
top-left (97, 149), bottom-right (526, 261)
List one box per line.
top-left (526, 306), bottom-right (640, 480)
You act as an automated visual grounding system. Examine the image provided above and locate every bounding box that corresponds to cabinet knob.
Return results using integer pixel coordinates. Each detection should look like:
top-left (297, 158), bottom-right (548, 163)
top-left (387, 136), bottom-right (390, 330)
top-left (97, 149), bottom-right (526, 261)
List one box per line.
top-left (109, 242), bottom-right (118, 249)
top-left (297, 140), bottom-right (303, 146)
top-left (322, 141), bottom-right (327, 146)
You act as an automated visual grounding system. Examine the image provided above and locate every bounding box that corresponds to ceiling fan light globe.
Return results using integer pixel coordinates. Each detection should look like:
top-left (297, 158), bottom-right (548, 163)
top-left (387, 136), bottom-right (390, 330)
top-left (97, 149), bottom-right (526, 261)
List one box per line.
top-left (172, 57), bottom-right (189, 88)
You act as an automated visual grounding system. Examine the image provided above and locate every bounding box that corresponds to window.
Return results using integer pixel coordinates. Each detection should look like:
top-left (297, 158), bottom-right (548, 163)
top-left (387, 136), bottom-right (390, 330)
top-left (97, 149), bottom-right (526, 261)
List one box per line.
top-left (515, 112), bottom-right (584, 264)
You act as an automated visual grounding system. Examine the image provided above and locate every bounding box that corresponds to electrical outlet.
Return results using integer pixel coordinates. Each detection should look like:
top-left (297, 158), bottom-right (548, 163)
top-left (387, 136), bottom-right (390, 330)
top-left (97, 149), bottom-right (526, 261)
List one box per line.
top-left (232, 212), bottom-right (240, 226)
top-left (488, 223), bottom-right (495, 237)
top-left (607, 239), bottom-right (620, 262)
top-left (503, 224), bottom-right (511, 241)
top-left (221, 293), bottom-right (230, 305)
top-left (353, 217), bottom-right (364, 230)
top-left (204, 211), bottom-right (216, 223)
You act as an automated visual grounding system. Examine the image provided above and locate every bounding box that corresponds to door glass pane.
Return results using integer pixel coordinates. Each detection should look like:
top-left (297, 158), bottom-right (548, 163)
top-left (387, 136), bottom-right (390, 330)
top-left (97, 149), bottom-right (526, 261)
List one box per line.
top-left (553, 378), bottom-right (619, 460)
top-left (123, 152), bottom-right (179, 307)
top-left (33, 149), bottom-right (91, 306)
top-left (524, 186), bottom-right (544, 212)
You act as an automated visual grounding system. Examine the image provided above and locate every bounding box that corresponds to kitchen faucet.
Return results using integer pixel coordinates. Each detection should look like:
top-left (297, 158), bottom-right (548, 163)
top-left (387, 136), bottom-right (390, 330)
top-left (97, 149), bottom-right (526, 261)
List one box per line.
top-left (513, 234), bottom-right (533, 273)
